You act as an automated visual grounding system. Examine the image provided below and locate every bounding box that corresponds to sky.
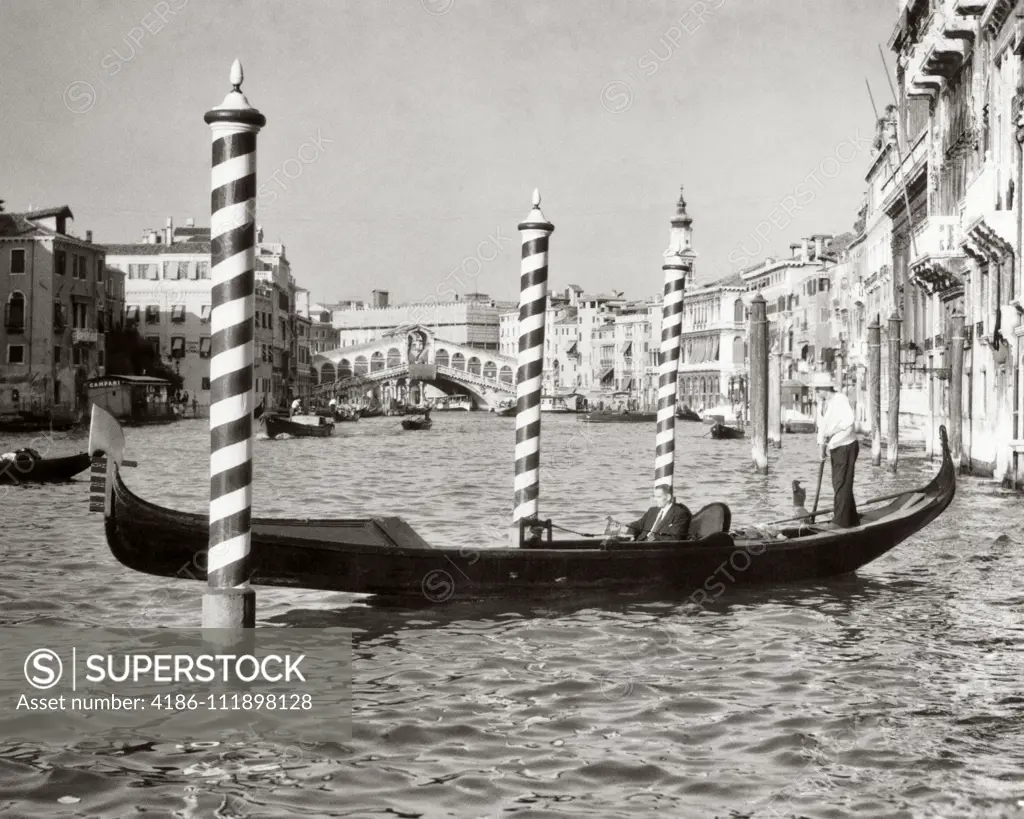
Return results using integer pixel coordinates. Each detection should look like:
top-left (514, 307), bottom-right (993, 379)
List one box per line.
top-left (1, 0), bottom-right (902, 305)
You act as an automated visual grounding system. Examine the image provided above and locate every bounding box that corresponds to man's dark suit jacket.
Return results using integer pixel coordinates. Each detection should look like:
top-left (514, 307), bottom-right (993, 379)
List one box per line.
top-left (627, 502), bottom-right (692, 541)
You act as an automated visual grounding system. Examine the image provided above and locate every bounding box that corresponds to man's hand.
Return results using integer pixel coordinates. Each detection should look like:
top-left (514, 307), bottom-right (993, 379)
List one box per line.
top-left (820, 443), bottom-right (828, 461)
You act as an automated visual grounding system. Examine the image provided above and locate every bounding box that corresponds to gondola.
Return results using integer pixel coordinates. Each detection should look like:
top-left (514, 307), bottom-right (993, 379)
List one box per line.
top-left (784, 420), bottom-right (816, 434)
top-left (675, 406), bottom-right (702, 422)
top-left (264, 414), bottom-right (334, 439)
top-left (90, 403), bottom-right (956, 603)
top-left (401, 414), bottom-right (433, 431)
top-left (359, 406), bottom-right (385, 418)
top-left (710, 422), bottom-right (745, 439)
top-left (0, 449), bottom-right (92, 484)
top-left (495, 406), bottom-right (516, 417)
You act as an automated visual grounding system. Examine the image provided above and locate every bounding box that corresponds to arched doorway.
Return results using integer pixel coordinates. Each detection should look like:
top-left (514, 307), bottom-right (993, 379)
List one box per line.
top-left (354, 355), bottom-right (368, 375)
top-left (468, 357), bottom-right (481, 375)
top-left (452, 352), bottom-right (466, 370)
top-left (483, 361), bottom-right (497, 381)
top-left (320, 362), bottom-right (336, 383)
top-left (499, 365), bottom-right (513, 384)
top-left (338, 359), bottom-right (352, 379)
top-left (370, 351), bottom-right (385, 372)
top-left (436, 349), bottom-right (450, 368)
top-left (386, 347), bottom-right (401, 369)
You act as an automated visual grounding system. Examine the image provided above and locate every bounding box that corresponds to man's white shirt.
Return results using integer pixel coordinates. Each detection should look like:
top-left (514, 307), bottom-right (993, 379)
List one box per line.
top-left (817, 392), bottom-right (857, 451)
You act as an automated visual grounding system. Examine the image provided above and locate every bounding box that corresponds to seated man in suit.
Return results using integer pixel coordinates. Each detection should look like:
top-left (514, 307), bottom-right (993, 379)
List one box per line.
top-left (626, 484), bottom-right (692, 541)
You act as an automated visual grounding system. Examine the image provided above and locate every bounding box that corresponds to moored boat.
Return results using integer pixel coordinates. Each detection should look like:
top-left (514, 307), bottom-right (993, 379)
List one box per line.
top-left (265, 414), bottom-right (334, 438)
top-left (710, 422), bottom-right (745, 439)
top-left (89, 400), bottom-right (958, 603)
top-left (0, 449), bottom-right (92, 483)
top-left (359, 405), bottom-right (385, 418)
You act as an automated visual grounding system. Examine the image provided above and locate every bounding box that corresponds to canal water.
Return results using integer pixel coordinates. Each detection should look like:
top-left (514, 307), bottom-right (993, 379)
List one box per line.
top-left (0, 414), bottom-right (1022, 817)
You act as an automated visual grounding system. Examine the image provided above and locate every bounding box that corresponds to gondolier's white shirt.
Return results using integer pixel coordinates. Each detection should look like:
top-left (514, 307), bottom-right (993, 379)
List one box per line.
top-left (816, 392), bottom-right (857, 451)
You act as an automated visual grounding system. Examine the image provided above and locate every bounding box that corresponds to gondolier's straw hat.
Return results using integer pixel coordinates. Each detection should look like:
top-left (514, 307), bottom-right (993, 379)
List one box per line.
top-left (810, 373), bottom-right (837, 391)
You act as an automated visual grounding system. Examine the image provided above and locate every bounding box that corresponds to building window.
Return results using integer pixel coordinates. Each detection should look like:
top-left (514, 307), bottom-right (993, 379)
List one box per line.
top-left (97, 258), bottom-right (104, 282)
top-left (199, 337), bottom-right (211, 358)
top-left (202, 376), bottom-right (211, 390)
top-left (72, 302), bottom-right (88, 328)
top-left (146, 305), bottom-right (160, 324)
top-left (5, 292), bottom-right (26, 332)
top-left (55, 250), bottom-right (66, 276)
top-left (53, 301), bottom-right (67, 331)
top-left (171, 336), bottom-right (186, 358)
top-left (73, 346), bottom-right (88, 367)
top-left (200, 304), bottom-right (211, 323)
top-left (171, 304), bottom-right (186, 323)
top-left (125, 305), bottom-right (140, 324)
top-left (54, 345), bottom-right (61, 366)
top-left (97, 349), bottom-right (105, 367)
top-left (146, 335), bottom-right (160, 354)
top-left (197, 261), bottom-right (210, 280)
top-left (10, 249), bottom-right (26, 274)
top-left (7, 345), bottom-right (25, 364)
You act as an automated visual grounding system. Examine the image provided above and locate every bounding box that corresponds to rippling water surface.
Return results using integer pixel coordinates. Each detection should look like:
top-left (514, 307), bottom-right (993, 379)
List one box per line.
top-left (1, 414), bottom-right (1022, 817)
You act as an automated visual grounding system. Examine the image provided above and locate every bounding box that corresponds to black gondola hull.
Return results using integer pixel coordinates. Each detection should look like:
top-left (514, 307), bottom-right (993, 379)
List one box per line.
top-left (0, 452), bottom-right (92, 484)
top-left (101, 429), bottom-right (955, 601)
top-left (265, 415), bottom-right (334, 438)
top-left (710, 423), bottom-right (745, 439)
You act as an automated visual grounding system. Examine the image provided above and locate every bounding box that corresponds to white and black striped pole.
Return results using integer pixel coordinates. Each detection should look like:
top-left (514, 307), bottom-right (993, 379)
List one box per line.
top-left (513, 190), bottom-right (553, 538)
top-left (202, 60), bottom-right (265, 629)
top-left (655, 188), bottom-right (694, 490)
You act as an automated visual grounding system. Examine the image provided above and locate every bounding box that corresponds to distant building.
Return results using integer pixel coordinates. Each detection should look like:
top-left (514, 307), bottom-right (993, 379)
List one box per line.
top-left (328, 293), bottom-right (513, 350)
top-left (106, 217), bottom-right (300, 408)
top-left (0, 206), bottom-right (115, 415)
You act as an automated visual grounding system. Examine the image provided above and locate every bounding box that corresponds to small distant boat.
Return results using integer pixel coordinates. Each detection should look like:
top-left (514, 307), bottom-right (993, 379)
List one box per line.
top-left (359, 405), bottom-right (385, 418)
top-left (675, 406), bottom-right (702, 422)
top-left (0, 449), bottom-right (92, 483)
top-left (330, 407), bottom-right (360, 422)
top-left (495, 406), bottom-right (516, 417)
top-left (580, 411), bottom-right (657, 424)
top-left (710, 422), bottom-right (745, 440)
top-left (541, 393), bottom-right (587, 413)
top-left (433, 395), bottom-right (473, 411)
top-left (265, 414), bottom-right (334, 439)
top-left (783, 409), bottom-right (816, 434)
top-left (401, 413), bottom-right (433, 431)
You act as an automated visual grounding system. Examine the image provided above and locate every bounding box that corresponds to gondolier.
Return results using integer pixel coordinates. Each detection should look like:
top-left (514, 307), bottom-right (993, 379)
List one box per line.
top-left (815, 377), bottom-right (859, 528)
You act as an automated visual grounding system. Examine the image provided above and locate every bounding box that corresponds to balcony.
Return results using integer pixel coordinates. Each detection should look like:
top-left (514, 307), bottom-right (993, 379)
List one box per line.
top-left (72, 328), bottom-right (99, 344)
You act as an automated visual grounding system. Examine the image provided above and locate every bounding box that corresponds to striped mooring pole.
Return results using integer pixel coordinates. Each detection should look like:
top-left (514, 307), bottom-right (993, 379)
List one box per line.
top-left (655, 187), bottom-right (693, 490)
top-left (513, 190), bottom-right (554, 534)
top-left (202, 60), bottom-right (266, 629)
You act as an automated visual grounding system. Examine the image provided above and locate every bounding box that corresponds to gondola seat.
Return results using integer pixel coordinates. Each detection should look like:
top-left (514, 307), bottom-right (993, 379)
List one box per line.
top-left (689, 502), bottom-right (732, 539)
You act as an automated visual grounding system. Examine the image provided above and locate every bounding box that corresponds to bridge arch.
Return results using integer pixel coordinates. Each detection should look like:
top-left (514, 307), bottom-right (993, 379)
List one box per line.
top-left (338, 359), bottom-right (352, 379)
top-left (435, 348), bottom-right (450, 368)
top-left (500, 365), bottom-right (513, 384)
top-left (468, 356), bottom-right (481, 376)
top-left (354, 355), bottom-right (368, 375)
top-left (483, 361), bottom-right (497, 380)
top-left (320, 362), bottom-right (336, 383)
top-left (452, 352), bottom-right (465, 370)
top-left (386, 347), bottom-right (401, 369)
top-left (370, 351), bottom-right (385, 372)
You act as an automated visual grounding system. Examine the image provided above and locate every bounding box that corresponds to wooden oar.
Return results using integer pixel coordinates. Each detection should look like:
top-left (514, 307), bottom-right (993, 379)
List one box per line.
top-left (765, 486), bottom-right (913, 527)
top-left (810, 457), bottom-right (826, 519)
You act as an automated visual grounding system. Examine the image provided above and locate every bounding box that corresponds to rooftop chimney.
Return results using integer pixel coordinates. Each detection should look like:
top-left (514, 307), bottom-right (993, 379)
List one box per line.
top-left (85, 230), bottom-right (93, 243)
top-left (802, 239), bottom-right (811, 261)
top-left (256, 224), bottom-right (264, 243)
top-left (185, 217), bottom-right (195, 228)
top-left (164, 216), bottom-right (173, 246)
top-left (790, 242), bottom-right (802, 259)
top-left (149, 230), bottom-right (160, 244)
top-left (372, 289), bottom-right (389, 309)
top-left (814, 235), bottom-right (827, 259)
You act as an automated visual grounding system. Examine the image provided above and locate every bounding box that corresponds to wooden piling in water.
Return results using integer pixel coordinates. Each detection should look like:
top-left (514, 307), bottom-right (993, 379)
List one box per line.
top-left (202, 60), bottom-right (265, 630)
top-left (868, 315), bottom-right (881, 466)
top-left (768, 337), bottom-right (782, 449)
top-left (749, 294), bottom-right (768, 473)
top-left (513, 190), bottom-right (553, 530)
top-left (887, 310), bottom-right (902, 474)
top-left (949, 309), bottom-right (965, 472)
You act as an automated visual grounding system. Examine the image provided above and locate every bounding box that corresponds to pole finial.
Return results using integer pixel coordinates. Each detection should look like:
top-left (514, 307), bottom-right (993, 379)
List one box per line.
top-left (519, 188), bottom-right (553, 231)
top-left (230, 59), bottom-right (243, 91)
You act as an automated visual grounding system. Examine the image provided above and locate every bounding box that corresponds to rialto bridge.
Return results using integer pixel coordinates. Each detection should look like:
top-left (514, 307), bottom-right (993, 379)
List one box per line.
top-left (310, 325), bottom-right (517, 409)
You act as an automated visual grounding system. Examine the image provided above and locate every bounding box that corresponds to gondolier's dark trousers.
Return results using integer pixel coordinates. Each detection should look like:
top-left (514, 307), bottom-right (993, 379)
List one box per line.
top-left (829, 440), bottom-right (859, 528)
